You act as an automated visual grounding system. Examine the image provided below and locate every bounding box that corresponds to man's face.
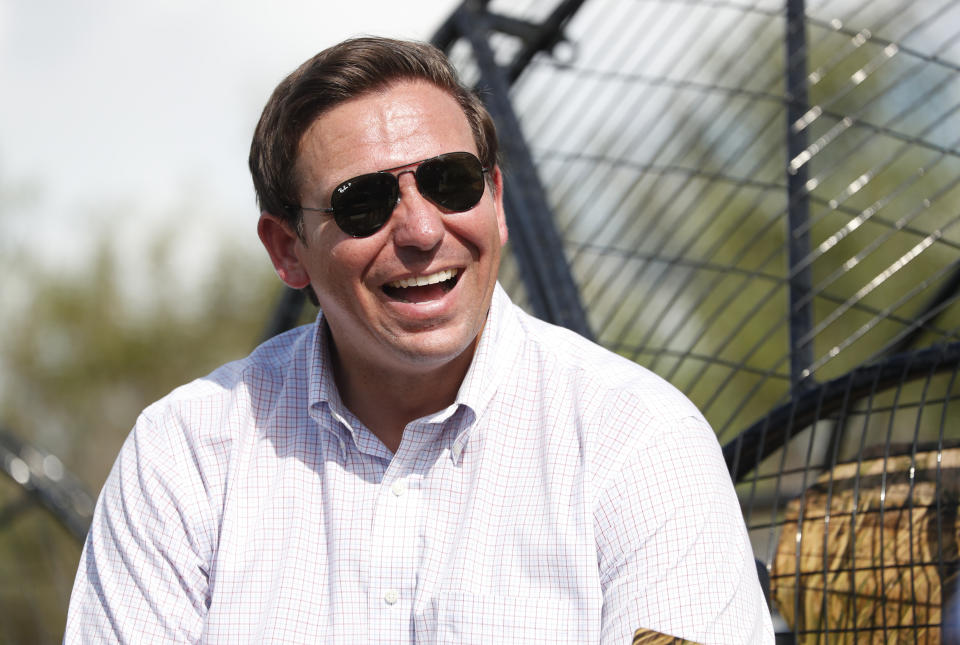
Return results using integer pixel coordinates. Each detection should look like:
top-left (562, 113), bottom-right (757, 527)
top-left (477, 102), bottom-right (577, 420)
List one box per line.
top-left (260, 80), bottom-right (507, 379)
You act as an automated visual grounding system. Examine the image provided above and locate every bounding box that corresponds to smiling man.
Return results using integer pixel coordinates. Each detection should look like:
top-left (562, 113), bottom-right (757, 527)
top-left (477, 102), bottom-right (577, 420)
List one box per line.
top-left (257, 78), bottom-right (506, 453)
top-left (65, 38), bottom-right (773, 644)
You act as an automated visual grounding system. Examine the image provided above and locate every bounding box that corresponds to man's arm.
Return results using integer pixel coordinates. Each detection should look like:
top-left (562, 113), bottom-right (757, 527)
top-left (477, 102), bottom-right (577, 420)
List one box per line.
top-left (65, 413), bottom-right (212, 643)
top-left (595, 414), bottom-right (774, 644)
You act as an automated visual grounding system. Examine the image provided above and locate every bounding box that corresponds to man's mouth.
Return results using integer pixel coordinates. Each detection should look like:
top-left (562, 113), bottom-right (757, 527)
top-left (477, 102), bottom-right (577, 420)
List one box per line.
top-left (383, 268), bottom-right (460, 303)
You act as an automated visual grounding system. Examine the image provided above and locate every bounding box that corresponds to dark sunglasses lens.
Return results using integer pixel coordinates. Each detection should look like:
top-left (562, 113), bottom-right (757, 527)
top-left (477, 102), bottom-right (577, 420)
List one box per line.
top-left (331, 173), bottom-right (398, 237)
top-left (417, 153), bottom-right (485, 212)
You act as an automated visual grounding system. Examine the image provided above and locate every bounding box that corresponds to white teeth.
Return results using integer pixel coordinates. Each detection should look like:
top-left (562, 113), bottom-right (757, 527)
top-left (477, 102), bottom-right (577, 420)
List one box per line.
top-left (388, 269), bottom-right (458, 289)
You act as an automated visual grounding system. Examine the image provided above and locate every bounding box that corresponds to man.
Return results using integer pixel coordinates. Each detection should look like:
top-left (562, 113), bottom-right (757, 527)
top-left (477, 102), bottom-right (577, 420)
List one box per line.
top-left (66, 37), bottom-right (774, 643)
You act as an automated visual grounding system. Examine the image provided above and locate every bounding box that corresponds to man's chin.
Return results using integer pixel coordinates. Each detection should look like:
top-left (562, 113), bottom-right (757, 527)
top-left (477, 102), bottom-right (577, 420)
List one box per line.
top-left (379, 326), bottom-right (481, 372)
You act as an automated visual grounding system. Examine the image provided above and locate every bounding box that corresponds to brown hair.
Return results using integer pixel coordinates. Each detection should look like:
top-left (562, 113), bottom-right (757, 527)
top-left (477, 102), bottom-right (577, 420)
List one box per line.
top-left (249, 36), bottom-right (499, 232)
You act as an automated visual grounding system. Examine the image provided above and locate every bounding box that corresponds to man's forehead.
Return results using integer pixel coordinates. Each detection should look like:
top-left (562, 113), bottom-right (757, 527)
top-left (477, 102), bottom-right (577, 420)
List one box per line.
top-left (295, 81), bottom-right (476, 188)
top-left (305, 81), bottom-right (466, 141)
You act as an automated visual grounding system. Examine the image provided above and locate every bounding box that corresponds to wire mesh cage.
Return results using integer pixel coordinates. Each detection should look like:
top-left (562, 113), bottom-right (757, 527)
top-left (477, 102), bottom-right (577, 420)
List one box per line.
top-left (730, 351), bottom-right (960, 642)
top-left (437, 0), bottom-right (960, 641)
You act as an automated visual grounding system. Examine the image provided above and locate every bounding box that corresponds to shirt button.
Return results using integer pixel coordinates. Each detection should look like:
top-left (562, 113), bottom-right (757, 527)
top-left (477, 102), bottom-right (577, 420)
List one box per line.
top-left (390, 481), bottom-right (407, 497)
top-left (384, 589), bottom-right (399, 605)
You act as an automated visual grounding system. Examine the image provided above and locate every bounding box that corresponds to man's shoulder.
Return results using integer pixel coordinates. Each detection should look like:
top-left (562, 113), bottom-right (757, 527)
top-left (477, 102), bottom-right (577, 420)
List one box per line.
top-left (143, 322), bottom-right (316, 420)
top-left (508, 304), bottom-right (701, 421)
top-left (498, 301), bottom-right (716, 488)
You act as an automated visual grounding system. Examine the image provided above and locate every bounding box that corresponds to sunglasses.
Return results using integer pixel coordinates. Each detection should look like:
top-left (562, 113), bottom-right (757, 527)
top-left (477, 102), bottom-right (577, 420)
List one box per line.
top-left (294, 151), bottom-right (489, 238)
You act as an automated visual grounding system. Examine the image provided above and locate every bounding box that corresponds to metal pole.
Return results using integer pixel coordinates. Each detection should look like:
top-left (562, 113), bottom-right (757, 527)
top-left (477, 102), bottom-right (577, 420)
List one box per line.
top-left (453, 5), bottom-right (594, 339)
top-left (786, 0), bottom-right (815, 390)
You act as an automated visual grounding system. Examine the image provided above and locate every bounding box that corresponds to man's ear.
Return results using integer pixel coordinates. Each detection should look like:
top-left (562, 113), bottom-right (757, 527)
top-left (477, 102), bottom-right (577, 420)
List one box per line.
top-left (257, 212), bottom-right (311, 289)
top-left (490, 165), bottom-right (508, 246)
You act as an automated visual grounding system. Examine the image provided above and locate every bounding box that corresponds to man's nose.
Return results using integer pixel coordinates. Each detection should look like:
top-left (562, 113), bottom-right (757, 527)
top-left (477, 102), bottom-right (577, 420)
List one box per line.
top-left (390, 172), bottom-right (445, 250)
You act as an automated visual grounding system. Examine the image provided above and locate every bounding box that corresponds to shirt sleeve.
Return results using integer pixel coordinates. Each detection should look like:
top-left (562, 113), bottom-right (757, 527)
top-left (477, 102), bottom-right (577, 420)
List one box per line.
top-left (64, 411), bottom-right (213, 644)
top-left (594, 413), bottom-right (774, 645)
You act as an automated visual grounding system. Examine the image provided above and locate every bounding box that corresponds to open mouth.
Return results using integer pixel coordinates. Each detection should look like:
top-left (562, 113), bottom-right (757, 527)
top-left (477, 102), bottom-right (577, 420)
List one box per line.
top-left (382, 268), bottom-right (460, 303)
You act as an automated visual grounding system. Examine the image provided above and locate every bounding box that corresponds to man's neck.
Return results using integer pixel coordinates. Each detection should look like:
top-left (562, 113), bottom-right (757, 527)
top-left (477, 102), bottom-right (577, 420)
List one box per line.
top-left (329, 337), bottom-right (477, 454)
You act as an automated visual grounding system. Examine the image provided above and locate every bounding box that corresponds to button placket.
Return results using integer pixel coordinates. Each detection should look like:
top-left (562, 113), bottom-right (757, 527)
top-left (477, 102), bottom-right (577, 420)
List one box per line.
top-left (368, 466), bottom-right (419, 634)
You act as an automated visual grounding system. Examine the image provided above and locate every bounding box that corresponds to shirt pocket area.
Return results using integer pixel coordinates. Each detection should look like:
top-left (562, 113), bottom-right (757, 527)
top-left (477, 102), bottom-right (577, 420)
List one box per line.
top-left (425, 591), bottom-right (584, 644)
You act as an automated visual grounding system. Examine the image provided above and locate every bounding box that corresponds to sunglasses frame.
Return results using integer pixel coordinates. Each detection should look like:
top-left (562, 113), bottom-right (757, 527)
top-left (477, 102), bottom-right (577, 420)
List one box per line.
top-left (292, 151), bottom-right (489, 238)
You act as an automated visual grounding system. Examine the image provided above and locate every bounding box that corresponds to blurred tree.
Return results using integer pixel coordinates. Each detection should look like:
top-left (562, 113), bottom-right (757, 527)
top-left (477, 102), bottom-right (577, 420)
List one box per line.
top-left (0, 223), bottom-right (300, 643)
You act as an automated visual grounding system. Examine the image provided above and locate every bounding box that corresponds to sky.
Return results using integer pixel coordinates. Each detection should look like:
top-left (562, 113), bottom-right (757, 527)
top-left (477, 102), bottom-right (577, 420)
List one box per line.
top-left (0, 0), bottom-right (460, 302)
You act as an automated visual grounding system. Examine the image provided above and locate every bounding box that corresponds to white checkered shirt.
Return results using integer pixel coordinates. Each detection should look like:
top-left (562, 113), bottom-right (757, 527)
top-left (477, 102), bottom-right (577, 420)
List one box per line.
top-left (66, 284), bottom-right (773, 644)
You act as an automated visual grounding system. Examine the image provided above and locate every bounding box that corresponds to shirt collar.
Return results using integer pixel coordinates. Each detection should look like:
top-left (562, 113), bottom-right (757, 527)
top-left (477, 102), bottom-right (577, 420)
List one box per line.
top-left (307, 317), bottom-right (341, 412)
top-left (454, 282), bottom-right (519, 415)
top-left (304, 282), bottom-right (522, 457)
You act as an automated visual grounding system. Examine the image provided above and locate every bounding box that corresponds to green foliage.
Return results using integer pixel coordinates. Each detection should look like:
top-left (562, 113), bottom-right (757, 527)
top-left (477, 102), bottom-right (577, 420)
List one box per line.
top-left (0, 228), bottom-right (296, 643)
top-left (2, 238), bottom-right (284, 487)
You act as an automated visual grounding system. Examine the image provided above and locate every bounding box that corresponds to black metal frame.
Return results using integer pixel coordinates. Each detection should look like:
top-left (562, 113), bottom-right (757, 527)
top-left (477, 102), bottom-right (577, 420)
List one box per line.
top-left (785, 0), bottom-right (815, 393)
top-left (438, 1), bottom-right (593, 339)
top-left (0, 426), bottom-right (92, 541)
top-left (724, 340), bottom-right (960, 482)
